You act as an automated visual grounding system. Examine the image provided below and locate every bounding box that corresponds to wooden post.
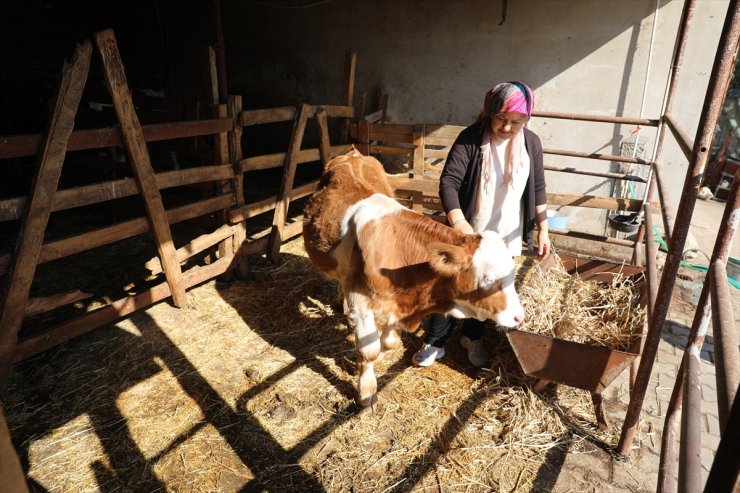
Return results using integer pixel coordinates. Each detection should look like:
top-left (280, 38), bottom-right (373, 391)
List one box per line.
top-left (267, 103), bottom-right (310, 263)
top-left (212, 0), bottom-right (228, 103)
top-left (0, 40), bottom-right (92, 373)
top-left (358, 119), bottom-right (370, 156)
top-left (412, 124), bottom-right (425, 179)
top-left (95, 29), bottom-right (188, 307)
top-left (214, 103), bottom-right (234, 281)
top-left (340, 52), bottom-right (357, 144)
top-left (227, 95), bottom-right (248, 278)
top-left (203, 45), bottom-right (220, 105)
top-left (315, 108), bottom-right (332, 166)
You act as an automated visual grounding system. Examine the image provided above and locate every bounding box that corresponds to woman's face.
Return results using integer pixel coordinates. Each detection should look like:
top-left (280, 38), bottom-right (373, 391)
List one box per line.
top-left (491, 111), bottom-right (528, 141)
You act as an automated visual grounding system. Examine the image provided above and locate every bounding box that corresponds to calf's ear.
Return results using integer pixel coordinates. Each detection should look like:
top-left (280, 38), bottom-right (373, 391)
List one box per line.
top-left (429, 242), bottom-right (469, 277)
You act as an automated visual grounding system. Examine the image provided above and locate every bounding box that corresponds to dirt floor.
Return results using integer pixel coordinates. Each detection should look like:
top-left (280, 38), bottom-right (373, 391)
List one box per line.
top-left (0, 197), bottom-right (735, 493)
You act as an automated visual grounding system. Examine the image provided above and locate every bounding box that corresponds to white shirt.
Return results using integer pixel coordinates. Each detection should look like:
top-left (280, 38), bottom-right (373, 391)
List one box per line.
top-left (471, 136), bottom-right (530, 256)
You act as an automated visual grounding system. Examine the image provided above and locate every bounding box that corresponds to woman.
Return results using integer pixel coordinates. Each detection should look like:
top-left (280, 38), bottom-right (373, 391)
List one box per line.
top-left (413, 81), bottom-right (550, 368)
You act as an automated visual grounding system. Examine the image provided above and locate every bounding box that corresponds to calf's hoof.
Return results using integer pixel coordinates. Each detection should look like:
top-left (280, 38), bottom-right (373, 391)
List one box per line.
top-left (356, 393), bottom-right (378, 414)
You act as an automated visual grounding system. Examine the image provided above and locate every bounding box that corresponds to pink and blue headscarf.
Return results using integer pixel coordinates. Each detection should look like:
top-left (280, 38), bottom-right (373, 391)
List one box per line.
top-left (479, 81), bottom-right (535, 120)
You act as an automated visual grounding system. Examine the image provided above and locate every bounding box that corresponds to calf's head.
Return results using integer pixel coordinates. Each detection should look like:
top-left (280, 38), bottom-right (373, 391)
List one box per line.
top-left (429, 231), bottom-right (524, 327)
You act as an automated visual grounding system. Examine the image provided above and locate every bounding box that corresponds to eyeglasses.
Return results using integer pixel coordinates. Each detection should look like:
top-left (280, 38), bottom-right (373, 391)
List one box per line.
top-left (493, 115), bottom-right (527, 129)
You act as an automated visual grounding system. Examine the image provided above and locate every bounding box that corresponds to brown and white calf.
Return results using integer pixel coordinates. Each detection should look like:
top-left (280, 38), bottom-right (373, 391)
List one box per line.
top-left (303, 149), bottom-right (524, 409)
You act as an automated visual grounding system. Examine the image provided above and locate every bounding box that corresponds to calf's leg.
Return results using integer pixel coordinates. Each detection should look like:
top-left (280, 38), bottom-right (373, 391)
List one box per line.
top-left (346, 291), bottom-right (380, 410)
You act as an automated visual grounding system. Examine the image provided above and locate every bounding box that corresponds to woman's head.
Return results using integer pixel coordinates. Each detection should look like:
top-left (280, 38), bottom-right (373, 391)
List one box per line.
top-left (478, 81), bottom-right (534, 141)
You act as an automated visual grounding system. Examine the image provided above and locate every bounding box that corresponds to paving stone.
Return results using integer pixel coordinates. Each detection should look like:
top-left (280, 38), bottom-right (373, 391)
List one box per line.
top-left (705, 411), bottom-right (721, 436)
top-left (701, 386), bottom-right (718, 403)
top-left (702, 433), bottom-right (721, 452)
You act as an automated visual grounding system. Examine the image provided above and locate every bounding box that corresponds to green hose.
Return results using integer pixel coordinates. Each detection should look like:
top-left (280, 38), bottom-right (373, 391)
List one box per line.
top-left (651, 225), bottom-right (740, 289)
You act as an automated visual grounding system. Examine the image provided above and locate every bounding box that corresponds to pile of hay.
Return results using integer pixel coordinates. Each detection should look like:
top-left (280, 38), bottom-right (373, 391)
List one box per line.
top-left (515, 254), bottom-right (646, 352)
top-left (0, 238), bottom-right (654, 492)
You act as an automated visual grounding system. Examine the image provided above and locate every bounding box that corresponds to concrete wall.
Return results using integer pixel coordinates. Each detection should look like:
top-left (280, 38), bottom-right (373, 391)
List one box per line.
top-left (221, 0), bottom-right (728, 233)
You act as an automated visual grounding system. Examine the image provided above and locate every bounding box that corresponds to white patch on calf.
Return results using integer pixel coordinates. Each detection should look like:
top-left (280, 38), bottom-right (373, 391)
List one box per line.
top-left (340, 193), bottom-right (403, 238)
top-left (469, 231), bottom-right (524, 327)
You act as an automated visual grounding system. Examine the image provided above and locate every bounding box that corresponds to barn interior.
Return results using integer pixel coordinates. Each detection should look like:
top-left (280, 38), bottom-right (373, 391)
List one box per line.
top-left (0, 0), bottom-right (738, 491)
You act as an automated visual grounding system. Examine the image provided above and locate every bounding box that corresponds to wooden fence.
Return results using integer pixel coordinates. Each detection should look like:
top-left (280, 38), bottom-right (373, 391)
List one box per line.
top-left (0, 32), bottom-right (356, 368)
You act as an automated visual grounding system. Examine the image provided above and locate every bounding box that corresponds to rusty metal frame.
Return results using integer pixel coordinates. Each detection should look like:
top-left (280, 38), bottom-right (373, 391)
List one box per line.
top-left (622, 1), bottom-right (740, 492)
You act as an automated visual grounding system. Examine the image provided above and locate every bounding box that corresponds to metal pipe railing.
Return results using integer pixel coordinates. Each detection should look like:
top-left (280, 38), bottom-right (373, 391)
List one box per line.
top-left (678, 345), bottom-right (703, 493)
top-left (703, 388), bottom-right (740, 493)
top-left (656, 164), bottom-right (740, 493)
top-left (618, 0), bottom-right (740, 459)
top-left (532, 110), bottom-right (659, 126)
top-left (710, 243), bottom-right (740, 433)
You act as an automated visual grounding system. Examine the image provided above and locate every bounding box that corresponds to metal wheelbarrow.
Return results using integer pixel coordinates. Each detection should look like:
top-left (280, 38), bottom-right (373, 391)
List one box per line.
top-left (507, 252), bottom-right (647, 430)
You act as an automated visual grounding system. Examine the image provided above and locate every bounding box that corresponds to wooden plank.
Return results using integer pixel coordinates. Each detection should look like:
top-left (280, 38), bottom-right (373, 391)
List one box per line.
top-left (0, 164), bottom-right (233, 223)
top-left (204, 45), bottom-right (220, 104)
top-left (412, 125), bottom-right (425, 179)
top-left (547, 193), bottom-right (658, 212)
top-left (368, 131), bottom-right (414, 145)
top-left (0, 119), bottom-right (233, 160)
top-left (33, 194), bottom-right (234, 269)
top-left (13, 254), bottom-right (234, 363)
top-left (25, 289), bottom-right (92, 318)
top-left (315, 109), bottom-right (332, 166)
top-left (424, 124), bottom-right (466, 141)
top-left (228, 95), bottom-right (248, 277)
top-left (241, 107), bottom-right (296, 126)
top-left (267, 103), bottom-right (310, 263)
top-left (424, 148), bottom-right (451, 159)
top-left (371, 145), bottom-right (413, 156)
top-left (0, 40), bottom-right (92, 374)
top-left (387, 175), bottom-right (440, 195)
top-left (96, 29), bottom-right (187, 307)
top-left (358, 119), bottom-right (370, 155)
top-left (228, 179), bottom-right (318, 223)
top-left (145, 224), bottom-right (235, 275)
top-left (319, 105), bottom-right (355, 118)
top-left (213, 103), bottom-right (233, 277)
top-left (241, 148), bottom-right (321, 172)
top-left (341, 51), bottom-right (357, 144)
top-left (370, 123), bottom-right (415, 136)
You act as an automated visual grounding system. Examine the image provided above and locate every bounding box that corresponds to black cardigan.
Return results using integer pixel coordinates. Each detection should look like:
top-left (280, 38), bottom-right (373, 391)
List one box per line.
top-left (438, 121), bottom-right (547, 252)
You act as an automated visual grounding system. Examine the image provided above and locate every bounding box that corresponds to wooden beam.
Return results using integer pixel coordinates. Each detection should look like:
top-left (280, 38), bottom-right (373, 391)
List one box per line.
top-left (204, 45), bottom-right (220, 104)
top-left (358, 119), bottom-right (370, 155)
top-left (315, 108), bottom-right (332, 166)
top-left (341, 52), bottom-right (357, 143)
top-left (0, 164), bottom-right (233, 223)
top-left (228, 95), bottom-right (248, 277)
top-left (0, 119), bottom-right (233, 160)
top-left (213, 103), bottom-right (234, 279)
top-left (228, 179), bottom-right (318, 223)
top-left (413, 124), bottom-right (425, 179)
top-left (0, 40), bottom-right (92, 374)
top-left (267, 103), bottom-right (310, 263)
top-left (95, 29), bottom-right (187, 307)
top-left (13, 254), bottom-right (234, 363)
top-left (25, 290), bottom-right (92, 318)
top-left (241, 107), bottom-right (296, 126)
top-left (145, 223), bottom-right (235, 275)
top-left (547, 193), bottom-right (658, 212)
top-left (36, 194), bottom-right (234, 268)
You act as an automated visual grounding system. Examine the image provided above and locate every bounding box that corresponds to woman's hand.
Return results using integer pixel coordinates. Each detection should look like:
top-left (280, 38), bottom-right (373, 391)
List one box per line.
top-left (537, 228), bottom-right (551, 259)
top-left (454, 220), bottom-right (475, 235)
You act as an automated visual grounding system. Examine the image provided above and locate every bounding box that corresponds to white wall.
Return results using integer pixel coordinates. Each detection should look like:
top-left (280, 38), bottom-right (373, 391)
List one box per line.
top-left (226, 0), bottom-right (730, 233)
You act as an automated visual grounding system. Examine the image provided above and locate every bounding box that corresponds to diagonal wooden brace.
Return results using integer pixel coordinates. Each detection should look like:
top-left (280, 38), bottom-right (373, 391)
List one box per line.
top-left (0, 40), bottom-right (93, 374)
top-left (95, 29), bottom-right (188, 307)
